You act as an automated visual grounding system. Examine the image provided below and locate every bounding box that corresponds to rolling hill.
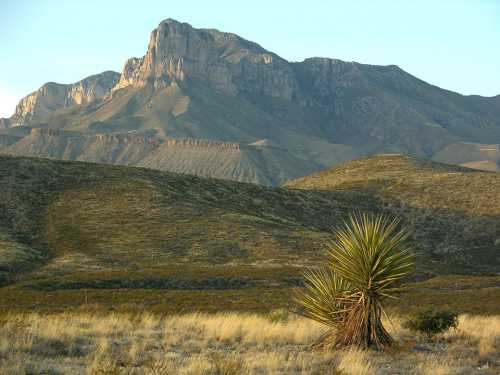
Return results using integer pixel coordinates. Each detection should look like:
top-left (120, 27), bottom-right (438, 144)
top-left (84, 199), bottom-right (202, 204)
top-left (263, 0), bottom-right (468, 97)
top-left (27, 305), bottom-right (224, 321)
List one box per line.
top-left (1, 18), bottom-right (499, 185)
top-left (0, 154), bottom-right (499, 313)
top-left (287, 154), bottom-right (500, 270)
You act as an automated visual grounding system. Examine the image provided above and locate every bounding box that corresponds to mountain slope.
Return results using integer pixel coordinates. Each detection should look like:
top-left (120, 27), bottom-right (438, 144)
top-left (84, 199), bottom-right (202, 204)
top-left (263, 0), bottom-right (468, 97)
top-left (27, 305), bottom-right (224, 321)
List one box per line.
top-left (0, 154), bottom-right (348, 286)
top-left (433, 142), bottom-right (500, 171)
top-left (1, 19), bottom-right (499, 184)
top-left (1, 154), bottom-right (499, 284)
top-left (287, 154), bottom-right (500, 271)
top-left (0, 155), bottom-right (499, 313)
top-left (2, 128), bottom-right (323, 185)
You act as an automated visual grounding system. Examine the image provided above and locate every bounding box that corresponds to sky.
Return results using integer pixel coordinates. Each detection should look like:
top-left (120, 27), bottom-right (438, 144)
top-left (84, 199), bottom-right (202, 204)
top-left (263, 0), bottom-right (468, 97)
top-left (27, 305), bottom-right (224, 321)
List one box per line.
top-left (0, 0), bottom-right (499, 118)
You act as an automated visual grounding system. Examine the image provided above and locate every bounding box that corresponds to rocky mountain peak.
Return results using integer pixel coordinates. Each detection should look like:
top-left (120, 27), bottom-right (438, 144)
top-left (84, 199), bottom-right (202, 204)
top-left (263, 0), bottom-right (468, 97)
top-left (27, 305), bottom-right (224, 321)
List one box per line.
top-left (113, 18), bottom-right (296, 98)
top-left (10, 71), bottom-right (120, 126)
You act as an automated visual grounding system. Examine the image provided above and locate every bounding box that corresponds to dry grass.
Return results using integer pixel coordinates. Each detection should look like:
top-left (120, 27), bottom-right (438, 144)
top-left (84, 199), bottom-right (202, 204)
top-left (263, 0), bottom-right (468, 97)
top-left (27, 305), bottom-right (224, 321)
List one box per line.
top-left (0, 312), bottom-right (498, 374)
top-left (336, 348), bottom-right (373, 375)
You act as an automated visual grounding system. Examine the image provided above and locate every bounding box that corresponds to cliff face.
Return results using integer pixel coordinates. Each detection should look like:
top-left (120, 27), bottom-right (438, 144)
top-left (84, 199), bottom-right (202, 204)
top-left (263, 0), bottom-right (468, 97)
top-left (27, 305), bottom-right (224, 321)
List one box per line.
top-left (113, 20), bottom-right (379, 104)
top-left (114, 19), bottom-right (297, 99)
top-left (11, 71), bottom-right (120, 125)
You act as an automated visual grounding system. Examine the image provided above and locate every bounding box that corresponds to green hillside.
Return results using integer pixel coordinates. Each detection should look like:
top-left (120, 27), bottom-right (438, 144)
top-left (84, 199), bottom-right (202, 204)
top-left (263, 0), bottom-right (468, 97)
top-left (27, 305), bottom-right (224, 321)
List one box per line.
top-left (0, 154), bottom-right (499, 314)
top-left (287, 154), bottom-right (500, 270)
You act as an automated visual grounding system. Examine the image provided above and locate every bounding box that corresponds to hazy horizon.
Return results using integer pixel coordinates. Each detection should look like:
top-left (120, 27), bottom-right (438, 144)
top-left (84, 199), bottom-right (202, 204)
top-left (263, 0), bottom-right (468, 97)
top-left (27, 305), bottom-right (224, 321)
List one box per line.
top-left (1, 0), bottom-right (499, 117)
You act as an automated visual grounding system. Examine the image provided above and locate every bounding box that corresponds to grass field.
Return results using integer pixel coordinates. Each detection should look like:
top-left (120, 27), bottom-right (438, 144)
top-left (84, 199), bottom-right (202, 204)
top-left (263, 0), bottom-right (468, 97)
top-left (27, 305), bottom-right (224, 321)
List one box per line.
top-left (0, 312), bottom-right (498, 374)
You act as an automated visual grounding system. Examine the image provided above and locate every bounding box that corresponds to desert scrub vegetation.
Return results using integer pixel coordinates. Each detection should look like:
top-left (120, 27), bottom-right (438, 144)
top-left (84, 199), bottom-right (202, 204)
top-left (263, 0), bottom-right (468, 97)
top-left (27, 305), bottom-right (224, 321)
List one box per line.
top-left (403, 309), bottom-right (459, 340)
top-left (1, 153), bottom-right (500, 296)
top-left (0, 273), bottom-right (499, 316)
top-left (0, 312), bottom-right (498, 374)
top-left (296, 213), bottom-right (414, 349)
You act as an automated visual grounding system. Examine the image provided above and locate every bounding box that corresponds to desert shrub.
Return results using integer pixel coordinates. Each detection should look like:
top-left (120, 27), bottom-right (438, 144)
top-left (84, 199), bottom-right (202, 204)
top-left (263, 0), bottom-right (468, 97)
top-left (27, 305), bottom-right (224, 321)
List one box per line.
top-left (268, 308), bottom-right (290, 323)
top-left (403, 309), bottom-right (459, 339)
top-left (29, 337), bottom-right (69, 357)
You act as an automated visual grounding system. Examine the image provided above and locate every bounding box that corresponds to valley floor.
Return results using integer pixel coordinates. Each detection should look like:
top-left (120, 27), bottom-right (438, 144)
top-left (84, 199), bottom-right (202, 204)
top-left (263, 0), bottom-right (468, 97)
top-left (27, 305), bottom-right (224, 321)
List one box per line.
top-left (0, 312), bottom-right (498, 374)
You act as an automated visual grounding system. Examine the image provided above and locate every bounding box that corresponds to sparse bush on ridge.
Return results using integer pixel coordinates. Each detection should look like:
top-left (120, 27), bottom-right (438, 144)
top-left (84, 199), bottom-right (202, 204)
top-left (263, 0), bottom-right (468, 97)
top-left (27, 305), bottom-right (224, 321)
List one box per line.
top-left (295, 213), bottom-right (415, 350)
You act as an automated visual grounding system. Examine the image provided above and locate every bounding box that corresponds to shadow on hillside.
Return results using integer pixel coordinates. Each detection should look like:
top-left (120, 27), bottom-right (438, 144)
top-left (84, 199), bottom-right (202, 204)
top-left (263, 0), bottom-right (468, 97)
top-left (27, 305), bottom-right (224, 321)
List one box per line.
top-left (315, 188), bottom-right (500, 275)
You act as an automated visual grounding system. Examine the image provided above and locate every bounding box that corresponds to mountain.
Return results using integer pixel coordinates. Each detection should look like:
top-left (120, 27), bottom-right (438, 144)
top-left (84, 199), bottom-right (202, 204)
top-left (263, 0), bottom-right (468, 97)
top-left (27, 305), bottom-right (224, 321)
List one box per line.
top-left (1, 19), bottom-right (500, 185)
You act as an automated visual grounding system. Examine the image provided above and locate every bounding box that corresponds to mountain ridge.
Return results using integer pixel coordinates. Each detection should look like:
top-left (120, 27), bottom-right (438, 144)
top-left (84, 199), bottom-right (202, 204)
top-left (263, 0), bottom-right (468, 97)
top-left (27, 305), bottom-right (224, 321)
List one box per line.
top-left (9, 71), bottom-right (120, 126)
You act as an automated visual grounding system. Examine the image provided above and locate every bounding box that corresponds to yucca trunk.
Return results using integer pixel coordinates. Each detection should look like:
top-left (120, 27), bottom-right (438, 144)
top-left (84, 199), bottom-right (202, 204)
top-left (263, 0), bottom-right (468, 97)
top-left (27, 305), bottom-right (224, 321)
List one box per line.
top-left (313, 294), bottom-right (392, 350)
top-left (335, 294), bottom-right (392, 349)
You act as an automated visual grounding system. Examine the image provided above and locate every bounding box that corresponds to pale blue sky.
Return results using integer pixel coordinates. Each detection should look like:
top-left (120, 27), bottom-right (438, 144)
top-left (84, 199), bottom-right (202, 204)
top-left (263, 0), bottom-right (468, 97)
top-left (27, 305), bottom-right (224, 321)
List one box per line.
top-left (0, 0), bottom-right (499, 117)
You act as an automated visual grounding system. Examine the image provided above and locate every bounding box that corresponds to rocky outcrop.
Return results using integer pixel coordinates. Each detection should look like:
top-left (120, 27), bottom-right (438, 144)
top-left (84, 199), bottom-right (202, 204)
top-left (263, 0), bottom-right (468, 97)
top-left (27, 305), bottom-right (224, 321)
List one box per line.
top-left (25, 128), bottom-right (249, 151)
top-left (11, 71), bottom-right (120, 125)
top-left (113, 19), bottom-right (297, 99)
top-left (29, 128), bottom-right (77, 138)
top-left (162, 138), bottom-right (242, 151)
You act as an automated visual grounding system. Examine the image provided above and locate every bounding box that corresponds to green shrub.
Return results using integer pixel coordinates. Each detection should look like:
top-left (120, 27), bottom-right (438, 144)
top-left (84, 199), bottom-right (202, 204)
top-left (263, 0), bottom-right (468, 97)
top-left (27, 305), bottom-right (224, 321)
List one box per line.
top-left (268, 308), bottom-right (290, 323)
top-left (403, 309), bottom-right (459, 339)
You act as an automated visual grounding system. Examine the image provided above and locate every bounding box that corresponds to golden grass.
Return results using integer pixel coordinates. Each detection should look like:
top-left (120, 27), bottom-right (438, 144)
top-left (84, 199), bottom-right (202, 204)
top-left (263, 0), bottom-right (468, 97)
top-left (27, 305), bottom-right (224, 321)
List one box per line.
top-left (0, 312), bottom-right (498, 374)
top-left (412, 355), bottom-right (458, 375)
top-left (336, 348), bottom-right (373, 375)
top-left (445, 315), bottom-right (500, 360)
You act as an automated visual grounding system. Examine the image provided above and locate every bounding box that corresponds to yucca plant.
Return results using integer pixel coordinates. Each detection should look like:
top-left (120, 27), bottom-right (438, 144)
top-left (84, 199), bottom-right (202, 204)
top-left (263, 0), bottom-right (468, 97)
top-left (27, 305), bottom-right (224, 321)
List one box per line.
top-left (295, 213), bottom-right (414, 350)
